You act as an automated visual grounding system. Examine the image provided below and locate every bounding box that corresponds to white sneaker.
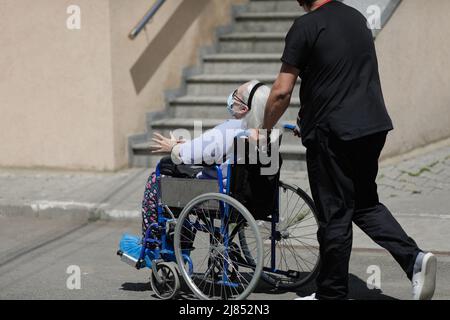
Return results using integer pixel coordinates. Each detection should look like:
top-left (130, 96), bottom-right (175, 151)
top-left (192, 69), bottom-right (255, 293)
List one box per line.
top-left (294, 293), bottom-right (318, 300)
top-left (412, 252), bottom-right (437, 300)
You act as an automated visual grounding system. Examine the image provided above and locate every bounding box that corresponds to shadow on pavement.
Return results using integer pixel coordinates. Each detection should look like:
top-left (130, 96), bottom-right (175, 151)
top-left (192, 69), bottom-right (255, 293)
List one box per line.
top-left (255, 273), bottom-right (397, 300)
top-left (119, 273), bottom-right (398, 300)
top-left (347, 274), bottom-right (397, 300)
top-left (120, 282), bottom-right (151, 292)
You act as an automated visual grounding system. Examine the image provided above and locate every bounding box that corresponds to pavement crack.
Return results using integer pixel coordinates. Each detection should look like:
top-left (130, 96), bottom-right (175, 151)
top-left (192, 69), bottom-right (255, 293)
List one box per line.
top-left (0, 222), bottom-right (91, 269)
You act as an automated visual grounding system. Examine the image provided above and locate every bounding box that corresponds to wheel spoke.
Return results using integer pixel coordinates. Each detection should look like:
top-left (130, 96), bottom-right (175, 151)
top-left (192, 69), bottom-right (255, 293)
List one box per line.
top-left (174, 194), bottom-right (262, 300)
top-left (237, 182), bottom-right (320, 289)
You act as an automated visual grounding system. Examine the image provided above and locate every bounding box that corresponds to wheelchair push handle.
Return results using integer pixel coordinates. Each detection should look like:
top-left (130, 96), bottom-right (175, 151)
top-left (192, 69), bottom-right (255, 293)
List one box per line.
top-left (283, 124), bottom-right (297, 131)
top-left (238, 126), bottom-right (299, 137)
top-left (283, 124), bottom-right (301, 137)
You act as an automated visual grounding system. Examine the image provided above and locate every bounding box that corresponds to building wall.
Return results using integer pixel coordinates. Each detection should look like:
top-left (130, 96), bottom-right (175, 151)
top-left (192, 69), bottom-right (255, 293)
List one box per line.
top-left (0, 0), bottom-right (245, 171)
top-left (109, 0), bottom-right (246, 170)
top-left (376, 0), bottom-right (450, 158)
top-left (0, 0), bottom-right (115, 170)
top-left (2, 0), bottom-right (448, 170)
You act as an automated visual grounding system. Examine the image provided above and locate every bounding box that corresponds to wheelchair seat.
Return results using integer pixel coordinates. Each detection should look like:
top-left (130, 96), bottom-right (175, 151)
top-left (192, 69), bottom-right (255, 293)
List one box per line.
top-left (158, 156), bottom-right (204, 179)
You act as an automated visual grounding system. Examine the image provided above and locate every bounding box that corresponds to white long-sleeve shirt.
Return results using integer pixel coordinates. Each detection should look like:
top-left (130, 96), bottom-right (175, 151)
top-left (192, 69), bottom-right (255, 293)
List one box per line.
top-left (172, 119), bottom-right (246, 178)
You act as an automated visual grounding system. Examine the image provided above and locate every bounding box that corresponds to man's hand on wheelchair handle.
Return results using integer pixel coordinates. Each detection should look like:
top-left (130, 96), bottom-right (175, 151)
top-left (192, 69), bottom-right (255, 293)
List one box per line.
top-left (246, 129), bottom-right (263, 143)
top-left (244, 129), bottom-right (269, 146)
top-left (283, 124), bottom-right (301, 138)
top-left (293, 125), bottom-right (301, 138)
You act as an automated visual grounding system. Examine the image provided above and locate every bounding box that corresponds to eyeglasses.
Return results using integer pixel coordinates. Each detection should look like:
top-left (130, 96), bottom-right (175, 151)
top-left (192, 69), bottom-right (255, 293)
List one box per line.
top-left (232, 89), bottom-right (248, 107)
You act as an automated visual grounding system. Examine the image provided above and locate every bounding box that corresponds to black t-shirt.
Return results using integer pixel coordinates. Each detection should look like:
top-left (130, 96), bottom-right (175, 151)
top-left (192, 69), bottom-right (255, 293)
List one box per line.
top-left (281, 0), bottom-right (393, 144)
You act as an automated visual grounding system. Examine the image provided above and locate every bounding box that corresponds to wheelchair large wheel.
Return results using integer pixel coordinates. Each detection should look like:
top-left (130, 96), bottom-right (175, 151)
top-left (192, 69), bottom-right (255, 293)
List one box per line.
top-left (174, 193), bottom-right (263, 300)
top-left (239, 181), bottom-right (320, 290)
top-left (150, 262), bottom-right (180, 300)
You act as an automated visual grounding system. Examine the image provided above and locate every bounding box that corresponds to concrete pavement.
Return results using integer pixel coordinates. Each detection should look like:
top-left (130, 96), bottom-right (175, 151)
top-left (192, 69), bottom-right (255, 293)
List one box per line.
top-left (0, 217), bottom-right (449, 300)
top-left (1, 137), bottom-right (449, 252)
top-left (0, 137), bottom-right (449, 299)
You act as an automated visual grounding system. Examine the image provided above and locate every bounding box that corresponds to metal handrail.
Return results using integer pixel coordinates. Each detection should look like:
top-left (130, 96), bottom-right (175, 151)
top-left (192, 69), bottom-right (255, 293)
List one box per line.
top-left (129, 0), bottom-right (166, 40)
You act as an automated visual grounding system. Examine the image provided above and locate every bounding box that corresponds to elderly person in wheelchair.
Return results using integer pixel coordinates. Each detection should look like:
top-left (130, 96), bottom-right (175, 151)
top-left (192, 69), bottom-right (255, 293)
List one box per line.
top-left (118, 80), bottom-right (319, 300)
top-left (142, 80), bottom-right (282, 234)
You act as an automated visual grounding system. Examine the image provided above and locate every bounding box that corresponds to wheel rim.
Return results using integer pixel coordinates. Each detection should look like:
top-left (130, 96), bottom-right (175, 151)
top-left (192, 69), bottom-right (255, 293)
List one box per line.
top-left (150, 262), bottom-right (180, 299)
top-left (240, 182), bottom-right (320, 289)
top-left (174, 193), bottom-right (263, 300)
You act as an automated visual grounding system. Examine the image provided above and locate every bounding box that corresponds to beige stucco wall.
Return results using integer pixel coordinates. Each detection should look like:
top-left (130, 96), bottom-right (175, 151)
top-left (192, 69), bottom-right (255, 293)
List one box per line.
top-left (109, 0), bottom-right (246, 170)
top-left (4, 0), bottom-right (445, 170)
top-left (0, 0), bottom-right (245, 171)
top-left (0, 0), bottom-right (115, 170)
top-left (376, 0), bottom-right (450, 158)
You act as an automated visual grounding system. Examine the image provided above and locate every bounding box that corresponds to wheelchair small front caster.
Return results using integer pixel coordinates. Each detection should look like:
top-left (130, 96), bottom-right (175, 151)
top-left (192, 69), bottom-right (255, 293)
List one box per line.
top-left (150, 262), bottom-right (180, 300)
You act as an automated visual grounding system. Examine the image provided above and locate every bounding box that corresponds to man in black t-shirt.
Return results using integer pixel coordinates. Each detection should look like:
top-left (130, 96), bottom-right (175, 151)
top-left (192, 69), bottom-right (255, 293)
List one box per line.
top-left (263, 0), bottom-right (436, 300)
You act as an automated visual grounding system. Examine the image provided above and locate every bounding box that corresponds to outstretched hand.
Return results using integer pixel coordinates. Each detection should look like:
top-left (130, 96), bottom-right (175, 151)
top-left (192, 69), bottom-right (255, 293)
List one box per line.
top-left (149, 132), bottom-right (185, 154)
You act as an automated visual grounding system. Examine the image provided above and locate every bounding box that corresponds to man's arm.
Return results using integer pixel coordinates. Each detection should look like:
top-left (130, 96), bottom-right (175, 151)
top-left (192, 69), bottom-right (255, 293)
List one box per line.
top-left (263, 63), bottom-right (300, 130)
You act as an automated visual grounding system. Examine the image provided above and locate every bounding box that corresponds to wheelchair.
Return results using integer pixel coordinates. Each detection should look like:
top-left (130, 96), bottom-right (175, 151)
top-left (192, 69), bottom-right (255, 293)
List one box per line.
top-left (117, 131), bottom-right (320, 300)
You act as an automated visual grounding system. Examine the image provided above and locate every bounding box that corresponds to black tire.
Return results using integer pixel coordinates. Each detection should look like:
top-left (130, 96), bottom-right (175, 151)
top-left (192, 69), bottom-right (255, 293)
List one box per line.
top-left (174, 193), bottom-right (263, 300)
top-left (239, 181), bottom-right (320, 290)
top-left (150, 262), bottom-right (180, 300)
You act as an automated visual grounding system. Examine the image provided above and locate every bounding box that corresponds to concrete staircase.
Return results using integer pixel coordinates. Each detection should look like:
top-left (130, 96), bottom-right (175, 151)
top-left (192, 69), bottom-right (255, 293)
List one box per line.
top-left (130, 0), bottom-right (401, 171)
top-left (131, 0), bottom-right (307, 171)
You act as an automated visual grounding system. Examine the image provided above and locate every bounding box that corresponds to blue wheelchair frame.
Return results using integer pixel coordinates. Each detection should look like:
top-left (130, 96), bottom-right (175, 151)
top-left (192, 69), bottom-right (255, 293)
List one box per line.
top-left (136, 162), bottom-right (287, 283)
top-left (135, 163), bottom-right (223, 275)
top-left (134, 122), bottom-right (308, 283)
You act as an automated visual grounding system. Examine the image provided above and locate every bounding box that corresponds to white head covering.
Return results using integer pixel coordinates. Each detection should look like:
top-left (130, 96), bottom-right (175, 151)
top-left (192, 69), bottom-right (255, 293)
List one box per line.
top-left (241, 80), bottom-right (284, 142)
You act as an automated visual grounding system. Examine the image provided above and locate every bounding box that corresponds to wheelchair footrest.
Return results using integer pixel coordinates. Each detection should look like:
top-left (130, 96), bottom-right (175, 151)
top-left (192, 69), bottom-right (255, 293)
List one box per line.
top-left (117, 233), bottom-right (151, 268)
top-left (118, 251), bottom-right (138, 268)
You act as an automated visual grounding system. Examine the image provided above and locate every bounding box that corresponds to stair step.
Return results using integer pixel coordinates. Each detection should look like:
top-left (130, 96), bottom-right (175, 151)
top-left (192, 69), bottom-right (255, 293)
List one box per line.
top-left (219, 32), bottom-right (286, 53)
top-left (236, 12), bottom-right (304, 20)
top-left (134, 140), bottom-right (305, 154)
top-left (152, 118), bottom-right (223, 129)
top-left (171, 96), bottom-right (228, 105)
top-left (219, 27), bottom-right (375, 54)
top-left (247, 0), bottom-right (305, 13)
top-left (170, 95), bottom-right (300, 107)
top-left (133, 138), bottom-right (305, 167)
top-left (149, 117), bottom-right (302, 145)
top-left (188, 74), bottom-right (281, 82)
top-left (203, 53), bottom-right (281, 74)
top-left (131, 154), bottom-right (307, 171)
top-left (203, 53), bottom-right (281, 62)
top-left (169, 96), bottom-right (300, 119)
top-left (186, 74), bottom-right (301, 96)
top-left (220, 32), bottom-right (286, 41)
top-left (132, 141), bottom-right (306, 171)
top-left (234, 12), bottom-right (303, 33)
